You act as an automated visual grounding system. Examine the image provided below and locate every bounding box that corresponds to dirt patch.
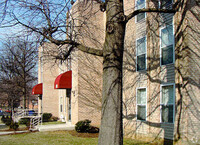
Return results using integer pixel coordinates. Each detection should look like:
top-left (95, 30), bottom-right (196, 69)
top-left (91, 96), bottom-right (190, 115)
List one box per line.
top-left (68, 130), bottom-right (99, 138)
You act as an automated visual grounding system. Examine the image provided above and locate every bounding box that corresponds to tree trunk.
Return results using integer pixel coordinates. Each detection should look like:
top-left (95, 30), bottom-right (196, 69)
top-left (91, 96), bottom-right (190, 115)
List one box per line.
top-left (98, 0), bottom-right (126, 144)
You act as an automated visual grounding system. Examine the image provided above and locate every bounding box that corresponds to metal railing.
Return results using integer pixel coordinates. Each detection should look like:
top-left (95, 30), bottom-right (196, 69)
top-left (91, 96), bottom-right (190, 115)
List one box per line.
top-left (12, 108), bottom-right (42, 130)
top-left (30, 116), bottom-right (42, 129)
top-left (14, 108), bottom-right (39, 117)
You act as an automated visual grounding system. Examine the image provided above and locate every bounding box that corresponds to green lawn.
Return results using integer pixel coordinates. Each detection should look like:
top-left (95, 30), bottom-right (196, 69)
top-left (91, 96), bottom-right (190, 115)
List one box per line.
top-left (0, 116), bottom-right (28, 131)
top-left (0, 116), bottom-right (65, 130)
top-left (42, 121), bottom-right (66, 125)
top-left (0, 116), bottom-right (3, 124)
top-left (0, 131), bottom-right (148, 145)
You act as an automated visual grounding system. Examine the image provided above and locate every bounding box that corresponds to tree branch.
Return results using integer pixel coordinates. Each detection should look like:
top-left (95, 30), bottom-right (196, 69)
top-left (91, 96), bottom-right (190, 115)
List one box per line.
top-left (12, 9), bottom-right (103, 57)
top-left (126, 8), bottom-right (176, 22)
top-left (76, 42), bottom-right (103, 57)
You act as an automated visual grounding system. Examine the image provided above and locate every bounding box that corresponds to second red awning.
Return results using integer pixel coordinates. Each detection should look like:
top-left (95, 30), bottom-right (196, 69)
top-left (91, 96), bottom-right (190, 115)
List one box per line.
top-left (54, 71), bottom-right (72, 89)
top-left (32, 83), bottom-right (43, 95)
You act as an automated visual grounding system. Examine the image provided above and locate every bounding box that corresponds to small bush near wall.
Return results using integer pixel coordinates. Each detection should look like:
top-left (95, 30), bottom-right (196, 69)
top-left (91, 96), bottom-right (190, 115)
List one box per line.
top-left (1, 115), bottom-right (11, 123)
top-left (88, 126), bottom-right (99, 133)
top-left (75, 119), bottom-right (99, 133)
top-left (5, 117), bottom-right (12, 126)
top-left (1, 116), bottom-right (19, 130)
top-left (9, 121), bottom-right (19, 130)
top-left (19, 118), bottom-right (30, 127)
top-left (1, 115), bottom-right (7, 123)
top-left (1, 115), bottom-right (12, 126)
top-left (42, 113), bottom-right (52, 122)
top-left (51, 116), bottom-right (59, 121)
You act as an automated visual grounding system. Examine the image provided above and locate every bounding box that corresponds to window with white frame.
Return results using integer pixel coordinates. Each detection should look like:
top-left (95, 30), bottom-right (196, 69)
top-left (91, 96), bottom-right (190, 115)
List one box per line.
top-left (135, 0), bottom-right (145, 22)
top-left (161, 85), bottom-right (174, 123)
top-left (160, 25), bottom-right (174, 65)
top-left (136, 37), bottom-right (146, 71)
top-left (137, 88), bottom-right (146, 121)
top-left (160, 0), bottom-right (173, 9)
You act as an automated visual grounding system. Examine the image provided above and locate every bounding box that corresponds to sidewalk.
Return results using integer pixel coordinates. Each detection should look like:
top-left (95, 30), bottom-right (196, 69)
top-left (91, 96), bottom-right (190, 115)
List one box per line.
top-left (0, 123), bottom-right (75, 135)
top-left (37, 123), bottom-right (75, 132)
top-left (0, 130), bottom-right (30, 136)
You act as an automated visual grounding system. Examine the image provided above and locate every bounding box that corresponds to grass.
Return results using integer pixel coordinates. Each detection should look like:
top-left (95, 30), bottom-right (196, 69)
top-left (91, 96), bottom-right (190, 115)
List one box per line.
top-left (0, 116), bottom-right (3, 124)
top-left (0, 116), bottom-right (65, 131)
top-left (0, 116), bottom-right (28, 131)
top-left (0, 117), bottom-right (154, 144)
top-left (0, 131), bottom-right (97, 145)
top-left (0, 130), bottom-right (148, 145)
top-left (42, 121), bottom-right (66, 125)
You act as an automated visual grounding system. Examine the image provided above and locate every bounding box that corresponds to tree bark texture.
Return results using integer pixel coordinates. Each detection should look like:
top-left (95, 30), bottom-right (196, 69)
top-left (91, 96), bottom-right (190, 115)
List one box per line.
top-left (98, 0), bottom-right (126, 144)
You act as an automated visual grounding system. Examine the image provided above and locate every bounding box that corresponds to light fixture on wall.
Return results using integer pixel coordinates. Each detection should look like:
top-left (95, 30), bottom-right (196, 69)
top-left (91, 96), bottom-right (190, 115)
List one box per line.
top-left (72, 90), bottom-right (75, 96)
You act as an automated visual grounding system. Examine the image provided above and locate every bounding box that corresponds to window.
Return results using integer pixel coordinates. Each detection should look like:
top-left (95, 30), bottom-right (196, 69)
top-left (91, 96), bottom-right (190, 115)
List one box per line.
top-left (60, 104), bottom-right (63, 112)
top-left (135, 0), bottom-right (145, 22)
top-left (160, 25), bottom-right (174, 65)
top-left (161, 85), bottom-right (174, 123)
top-left (67, 56), bottom-right (71, 71)
top-left (66, 89), bottom-right (71, 121)
top-left (60, 96), bottom-right (63, 112)
top-left (136, 37), bottom-right (146, 71)
top-left (137, 88), bottom-right (146, 121)
top-left (160, 0), bottom-right (173, 9)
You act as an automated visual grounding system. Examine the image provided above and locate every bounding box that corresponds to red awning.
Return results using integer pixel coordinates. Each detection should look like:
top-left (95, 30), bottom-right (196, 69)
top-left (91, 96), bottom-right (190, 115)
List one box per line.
top-left (32, 83), bottom-right (43, 95)
top-left (54, 71), bottom-right (72, 89)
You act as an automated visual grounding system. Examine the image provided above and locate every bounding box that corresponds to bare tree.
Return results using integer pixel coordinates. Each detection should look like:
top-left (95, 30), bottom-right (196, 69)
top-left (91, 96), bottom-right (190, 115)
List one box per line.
top-left (0, 37), bottom-right (37, 109)
top-left (0, 0), bottom-right (199, 144)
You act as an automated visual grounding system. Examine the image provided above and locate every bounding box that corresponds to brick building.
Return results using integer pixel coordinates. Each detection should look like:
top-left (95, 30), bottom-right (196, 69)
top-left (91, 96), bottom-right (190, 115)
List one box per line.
top-left (32, 1), bottom-right (104, 126)
top-left (32, 0), bottom-right (200, 143)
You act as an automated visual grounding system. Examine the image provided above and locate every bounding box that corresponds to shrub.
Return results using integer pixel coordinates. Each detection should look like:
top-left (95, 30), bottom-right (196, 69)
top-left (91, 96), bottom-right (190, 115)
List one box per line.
top-left (42, 113), bottom-right (52, 122)
top-left (3, 116), bottom-right (12, 126)
top-left (1, 115), bottom-right (10, 123)
top-left (9, 121), bottom-right (19, 130)
top-left (51, 116), bottom-right (59, 121)
top-left (1, 115), bottom-right (6, 123)
top-left (3, 116), bottom-right (19, 130)
top-left (75, 119), bottom-right (91, 133)
top-left (88, 126), bottom-right (99, 133)
top-left (19, 118), bottom-right (30, 127)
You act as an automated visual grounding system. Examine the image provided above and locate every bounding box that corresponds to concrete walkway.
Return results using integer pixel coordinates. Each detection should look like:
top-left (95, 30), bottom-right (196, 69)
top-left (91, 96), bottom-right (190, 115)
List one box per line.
top-left (37, 123), bottom-right (75, 132)
top-left (0, 123), bottom-right (75, 136)
top-left (0, 130), bottom-right (30, 136)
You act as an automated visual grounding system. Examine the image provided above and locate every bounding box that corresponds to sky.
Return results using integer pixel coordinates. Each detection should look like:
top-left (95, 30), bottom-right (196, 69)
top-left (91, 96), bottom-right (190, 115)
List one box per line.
top-left (0, 0), bottom-right (71, 49)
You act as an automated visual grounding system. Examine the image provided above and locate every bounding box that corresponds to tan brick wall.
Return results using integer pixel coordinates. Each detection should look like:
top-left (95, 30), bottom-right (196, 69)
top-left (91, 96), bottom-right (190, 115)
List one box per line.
top-left (173, 0), bottom-right (200, 142)
top-left (70, 0), bottom-right (104, 126)
top-left (78, 51), bottom-right (102, 126)
top-left (71, 50), bottom-right (79, 125)
top-left (123, 0), bottom-right (200, 143)
top-left (38, 43), bottom-right (60, 117)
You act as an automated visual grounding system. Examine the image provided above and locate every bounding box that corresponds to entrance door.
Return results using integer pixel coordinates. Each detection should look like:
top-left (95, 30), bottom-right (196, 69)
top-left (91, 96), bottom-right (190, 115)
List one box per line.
top-left (67, 89), bottom-right (71, 122)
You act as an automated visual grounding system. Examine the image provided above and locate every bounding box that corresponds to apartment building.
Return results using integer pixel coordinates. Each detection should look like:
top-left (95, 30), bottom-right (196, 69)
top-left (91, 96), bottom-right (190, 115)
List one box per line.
top-left (123, 0), bottom-right (200, 143)
top-left (32, 1), bottom-right (104, 126)
top-left (32, 0), bottom-right (200, 143)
